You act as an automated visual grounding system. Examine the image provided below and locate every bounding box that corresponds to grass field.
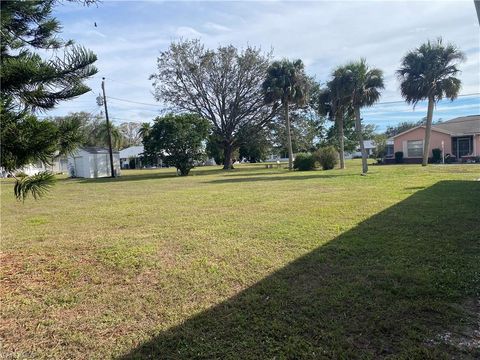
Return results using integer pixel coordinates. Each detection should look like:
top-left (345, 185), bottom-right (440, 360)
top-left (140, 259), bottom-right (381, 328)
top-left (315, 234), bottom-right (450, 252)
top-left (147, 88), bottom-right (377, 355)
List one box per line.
top-left (1, 161), bottom-right (479, 359)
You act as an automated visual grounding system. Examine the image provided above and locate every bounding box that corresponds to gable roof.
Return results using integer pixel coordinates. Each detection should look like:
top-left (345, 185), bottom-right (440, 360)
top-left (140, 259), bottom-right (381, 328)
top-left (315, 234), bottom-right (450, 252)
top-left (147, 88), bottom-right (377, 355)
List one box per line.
top-left (392, 115), bottom-right (480, 138)
top-left (432, 115), bottom-right (480, 135)
top-left (392, 125), bottom-right (451, 138)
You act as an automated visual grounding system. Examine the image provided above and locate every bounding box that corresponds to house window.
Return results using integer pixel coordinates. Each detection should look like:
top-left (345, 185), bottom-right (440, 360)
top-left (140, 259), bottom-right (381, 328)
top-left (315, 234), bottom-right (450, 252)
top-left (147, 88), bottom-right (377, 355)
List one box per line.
top-left (407, 140), bottom-right (423, 157)
top-left (386, 145), bottom-right (394, 157)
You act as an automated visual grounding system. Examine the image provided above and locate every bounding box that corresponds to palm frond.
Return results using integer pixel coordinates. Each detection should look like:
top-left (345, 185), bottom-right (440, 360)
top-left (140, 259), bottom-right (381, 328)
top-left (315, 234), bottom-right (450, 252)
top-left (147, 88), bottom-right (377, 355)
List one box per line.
top-left (397, 38), bottom-right (465, 105)
top-left (14, 171), bottom-right (55, 201)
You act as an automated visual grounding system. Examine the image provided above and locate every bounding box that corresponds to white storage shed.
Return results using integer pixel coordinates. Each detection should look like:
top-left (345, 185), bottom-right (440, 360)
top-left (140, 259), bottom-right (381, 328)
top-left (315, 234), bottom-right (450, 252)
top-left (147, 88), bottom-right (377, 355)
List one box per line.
top-left (67, 147), bottom-right (121, 178)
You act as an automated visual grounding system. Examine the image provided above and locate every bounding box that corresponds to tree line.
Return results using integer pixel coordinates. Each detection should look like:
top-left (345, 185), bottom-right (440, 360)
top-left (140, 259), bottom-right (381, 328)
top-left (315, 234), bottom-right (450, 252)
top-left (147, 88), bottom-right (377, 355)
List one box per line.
top-left (0, 0), bottom-right (466, 198)
top-left (145, 38), bottom-right (464, 175)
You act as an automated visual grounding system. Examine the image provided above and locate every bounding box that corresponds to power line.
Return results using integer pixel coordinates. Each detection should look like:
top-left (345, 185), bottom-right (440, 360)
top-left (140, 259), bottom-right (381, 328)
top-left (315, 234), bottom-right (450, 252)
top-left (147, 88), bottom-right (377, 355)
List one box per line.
top-left (106, 96), bottom-right (161, 107)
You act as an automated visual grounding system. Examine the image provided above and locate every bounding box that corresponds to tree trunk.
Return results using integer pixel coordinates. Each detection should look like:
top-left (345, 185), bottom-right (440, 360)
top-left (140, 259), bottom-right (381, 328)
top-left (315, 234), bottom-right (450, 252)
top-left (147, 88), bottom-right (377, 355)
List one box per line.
top-left (422, 96), bottom-right (435, 167)
top-left (354, 106), bottom-right (368, 174)
top-left (285, 102), bottom-right (294, 171)
top-left (337, 113), bottom-right (345, 169)
top-left (223, 143), bottom-right (234, 170)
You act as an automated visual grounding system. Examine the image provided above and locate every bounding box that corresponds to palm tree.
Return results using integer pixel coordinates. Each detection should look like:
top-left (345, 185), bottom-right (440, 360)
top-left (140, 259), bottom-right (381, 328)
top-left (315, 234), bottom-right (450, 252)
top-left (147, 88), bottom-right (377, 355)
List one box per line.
top-left (316, 75), bottom-right (352, 169)
top-left (341, 59), bottom-right (384, 174)
top-left (397, 38), bottom-right (465, 166)
top-left (263, 59), bottom-right (310, 170)
top-left (98, 122), bottom-right (123, 149)
top-left (138, 122), bottom-right (151, 140)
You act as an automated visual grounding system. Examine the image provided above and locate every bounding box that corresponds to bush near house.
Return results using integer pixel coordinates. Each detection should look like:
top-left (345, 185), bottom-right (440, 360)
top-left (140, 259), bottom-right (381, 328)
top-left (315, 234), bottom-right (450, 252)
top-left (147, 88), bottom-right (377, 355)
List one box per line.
top-left (432, 148), bottom-right (442, 163)
top-left (316, 146), bottom-right (339, 170)
top-left (395, 151), bottom-right (404, 164)
top-left (293, 152), bottom-right (316, 171)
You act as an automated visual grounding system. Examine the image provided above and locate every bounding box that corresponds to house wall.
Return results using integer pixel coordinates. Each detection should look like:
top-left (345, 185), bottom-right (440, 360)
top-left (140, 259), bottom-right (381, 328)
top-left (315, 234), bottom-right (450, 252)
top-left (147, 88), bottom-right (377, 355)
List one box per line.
top-left (394, 128), bottom-right (452, 158)
top-left (475, 134), bottom-right (480, 156)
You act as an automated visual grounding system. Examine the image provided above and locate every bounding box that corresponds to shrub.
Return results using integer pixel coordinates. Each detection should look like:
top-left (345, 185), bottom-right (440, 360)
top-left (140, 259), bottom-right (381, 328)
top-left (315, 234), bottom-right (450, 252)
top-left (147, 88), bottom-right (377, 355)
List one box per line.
top-left (395, 151), bottom-right (404, 164)
top-left (315, 146), bottom-right (339, 170)
top-left (432, 148), bottom-right (442, 163)
top-left (293, 153), bottom-right (316, 171)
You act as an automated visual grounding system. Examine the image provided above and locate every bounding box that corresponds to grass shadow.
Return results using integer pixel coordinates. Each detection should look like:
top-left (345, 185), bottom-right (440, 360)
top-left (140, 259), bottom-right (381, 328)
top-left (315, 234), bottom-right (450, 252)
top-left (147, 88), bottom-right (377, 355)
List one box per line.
top-left (206, 173), bottom-right (353, 184)
top-left (63, 167), bottom-right (227, 184)
top-left (61, 166), bottom-right (288, 184)
top-left (119, 180), bottom-right (479, 359)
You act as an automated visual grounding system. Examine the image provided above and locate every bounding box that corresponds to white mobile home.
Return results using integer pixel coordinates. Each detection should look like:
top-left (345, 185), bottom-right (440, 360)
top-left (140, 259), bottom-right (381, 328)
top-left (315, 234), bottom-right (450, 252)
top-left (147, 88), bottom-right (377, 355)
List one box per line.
top-left (0, 157), bottom-right (68, 178)
top-left (67, 147), bottom-right (120, 178)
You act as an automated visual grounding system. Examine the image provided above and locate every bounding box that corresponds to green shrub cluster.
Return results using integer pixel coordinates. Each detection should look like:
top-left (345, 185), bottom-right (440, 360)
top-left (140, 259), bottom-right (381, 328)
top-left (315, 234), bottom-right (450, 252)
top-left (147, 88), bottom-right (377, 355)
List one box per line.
top-left (293, 146), bottom-right (339, 171)
top-left (315, 146), bottom-right (339, 170)
top-left (293, 153), bottom-right (316, 171)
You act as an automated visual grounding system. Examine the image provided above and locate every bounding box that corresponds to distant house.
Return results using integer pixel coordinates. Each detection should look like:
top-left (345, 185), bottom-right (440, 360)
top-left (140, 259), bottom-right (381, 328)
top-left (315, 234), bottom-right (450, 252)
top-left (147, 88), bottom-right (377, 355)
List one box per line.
top-left (119, 145), bottom-right (166, 168)
top-left (21, 158), bottom-right (69, 175)
top-left (0, 156), bottom-right (68, 178)
top-left (391, 115), bottom-right (480, 163)
top-left (119, 145), bottom-right (145, 169)
top-left (67, 147), bottom-right (120, 178)
top-left (345, 140), bottom-right (377, 159)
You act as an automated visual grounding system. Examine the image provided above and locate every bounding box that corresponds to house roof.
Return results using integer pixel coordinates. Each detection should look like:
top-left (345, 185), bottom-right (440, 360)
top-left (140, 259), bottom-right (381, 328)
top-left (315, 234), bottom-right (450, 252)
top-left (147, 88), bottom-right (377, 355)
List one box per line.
top-left (432, 115), bottom-right (480, 135)
top-left (80, 146), bottom-right (119, 154)
top-left (392, 115), bottom-right (480, 138)
top-left (119, 145), bottom-right (144, 158)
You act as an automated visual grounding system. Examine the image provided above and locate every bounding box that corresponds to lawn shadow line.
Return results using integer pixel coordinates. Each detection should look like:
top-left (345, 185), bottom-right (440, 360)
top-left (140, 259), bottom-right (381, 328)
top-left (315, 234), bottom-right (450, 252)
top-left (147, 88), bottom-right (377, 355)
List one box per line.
top-left (205, 173), bottom-right (353, 184)
top-left (119, 180), bottom-right (480, 359)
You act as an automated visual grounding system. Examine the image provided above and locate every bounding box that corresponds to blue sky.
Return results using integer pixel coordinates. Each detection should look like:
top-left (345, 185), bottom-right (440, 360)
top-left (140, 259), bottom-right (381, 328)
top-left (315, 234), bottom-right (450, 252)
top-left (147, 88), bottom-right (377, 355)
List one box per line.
top-left (47, 0), bottom-right (480, 131)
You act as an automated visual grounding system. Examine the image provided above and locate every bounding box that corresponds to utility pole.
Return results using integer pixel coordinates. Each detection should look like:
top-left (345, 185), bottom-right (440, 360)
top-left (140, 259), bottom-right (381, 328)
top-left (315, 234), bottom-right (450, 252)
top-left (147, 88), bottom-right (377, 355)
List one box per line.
top-left (101, 77), bottom-right (115, 177)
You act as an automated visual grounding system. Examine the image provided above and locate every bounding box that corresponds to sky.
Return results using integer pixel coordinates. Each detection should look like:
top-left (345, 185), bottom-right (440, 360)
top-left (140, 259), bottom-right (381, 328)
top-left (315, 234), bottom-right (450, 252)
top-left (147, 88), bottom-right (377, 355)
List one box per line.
top-left (46, 0), bottom-right (480, 131)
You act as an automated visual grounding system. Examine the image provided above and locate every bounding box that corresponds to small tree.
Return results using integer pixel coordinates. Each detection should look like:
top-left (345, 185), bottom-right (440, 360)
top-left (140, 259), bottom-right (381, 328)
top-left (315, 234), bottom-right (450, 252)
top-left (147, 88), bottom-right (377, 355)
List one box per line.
top-left (397, 38), bottom-right (465, 166)
top-left (263, 59), bottom-right (311, 170)
top-left (143, 114), bottom-right (209, 176)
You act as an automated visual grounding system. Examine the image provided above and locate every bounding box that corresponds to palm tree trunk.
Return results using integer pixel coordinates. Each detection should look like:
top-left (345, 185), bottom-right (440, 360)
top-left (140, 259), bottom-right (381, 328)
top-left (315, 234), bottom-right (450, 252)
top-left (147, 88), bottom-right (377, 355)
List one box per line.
top-left (422, 96), bottom-right (435, 166)
top-left (354, 106), bottom-right (368, 174)
top-left (285, 102), bottom-right (294, 171)
top-left (337, 113), bottom-right (345, 169)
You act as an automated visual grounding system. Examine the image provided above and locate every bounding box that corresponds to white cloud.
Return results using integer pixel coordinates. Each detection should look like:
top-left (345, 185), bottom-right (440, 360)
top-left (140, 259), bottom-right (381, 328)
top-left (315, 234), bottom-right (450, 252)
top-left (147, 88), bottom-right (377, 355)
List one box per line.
top-left (48, 0), bottom-right (480, 130)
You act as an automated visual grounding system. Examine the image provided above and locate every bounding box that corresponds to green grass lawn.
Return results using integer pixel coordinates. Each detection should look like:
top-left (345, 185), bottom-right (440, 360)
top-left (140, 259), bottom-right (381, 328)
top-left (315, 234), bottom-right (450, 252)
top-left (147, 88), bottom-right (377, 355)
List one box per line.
top-left (1, 161), bottom-right (479, 359)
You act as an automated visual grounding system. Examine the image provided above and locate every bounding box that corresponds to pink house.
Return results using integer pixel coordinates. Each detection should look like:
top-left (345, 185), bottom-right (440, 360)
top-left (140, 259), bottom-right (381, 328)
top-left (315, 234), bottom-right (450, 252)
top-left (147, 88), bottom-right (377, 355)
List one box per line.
top-left (391, 115), bottom-right (480, 163)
